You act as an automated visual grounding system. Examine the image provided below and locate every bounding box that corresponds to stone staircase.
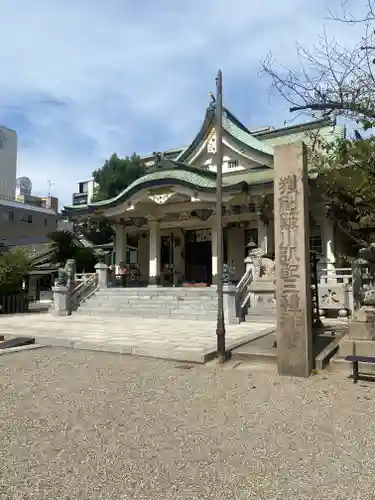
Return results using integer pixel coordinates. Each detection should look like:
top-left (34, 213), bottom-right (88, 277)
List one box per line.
top-left (75, 287), bottom-right (219, 321)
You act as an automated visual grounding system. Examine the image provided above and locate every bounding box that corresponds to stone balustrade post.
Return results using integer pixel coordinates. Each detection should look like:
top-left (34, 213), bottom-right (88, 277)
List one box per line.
top-left (51, 285), bottom-right (71, 316)
top-left (223, 284), bottom-right (239, 325)
top-left (95, 262), bottom-right (108, 289)
top-left (352, 258), bottom-right (367, 315)
top-left (66, 259), bottom-right (77, 290)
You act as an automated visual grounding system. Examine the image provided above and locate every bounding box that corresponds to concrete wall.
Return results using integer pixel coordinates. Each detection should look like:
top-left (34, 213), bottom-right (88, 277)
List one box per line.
top-left (0, 127), bottom-right (17, 200)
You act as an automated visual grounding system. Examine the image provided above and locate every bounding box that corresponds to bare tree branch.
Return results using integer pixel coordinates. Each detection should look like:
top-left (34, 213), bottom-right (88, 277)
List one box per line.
top-left (289, 101), bottom-right (375, 118)
top-left (260, 1), bottom-right (375, 124)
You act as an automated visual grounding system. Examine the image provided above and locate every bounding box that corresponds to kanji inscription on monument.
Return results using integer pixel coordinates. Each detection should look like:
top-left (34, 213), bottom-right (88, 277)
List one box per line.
top-left (274, 141), bottom-right (313, 377)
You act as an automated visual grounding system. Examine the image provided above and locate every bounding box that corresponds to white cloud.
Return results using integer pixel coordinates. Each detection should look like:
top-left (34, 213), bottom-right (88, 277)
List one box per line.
top-left (0, 0), bottom-right (368, 204)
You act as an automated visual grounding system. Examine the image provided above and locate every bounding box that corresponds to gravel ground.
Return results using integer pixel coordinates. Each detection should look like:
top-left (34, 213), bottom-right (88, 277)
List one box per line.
top-left (0, 348), bottom-right (375, 500)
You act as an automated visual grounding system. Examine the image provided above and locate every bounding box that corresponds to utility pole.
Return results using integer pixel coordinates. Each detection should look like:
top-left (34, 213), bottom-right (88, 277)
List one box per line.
top-left (47, 180), bottom-right (54, 197)
top-left (215, 69), bottom-right (226, 363)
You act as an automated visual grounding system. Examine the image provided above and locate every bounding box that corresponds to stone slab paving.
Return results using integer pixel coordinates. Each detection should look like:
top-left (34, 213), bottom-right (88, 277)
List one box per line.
top-left (0, 313), bottom-right (276, 363)
top-left (1, 348), bottom-right (375, 499)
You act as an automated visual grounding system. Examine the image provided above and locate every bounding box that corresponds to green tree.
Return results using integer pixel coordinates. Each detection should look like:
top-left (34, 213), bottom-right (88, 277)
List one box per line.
top-left (79, 217), bottom-right (114, 246)
top-left (92, 153), bottom-right (145, 202)
top-left (48, 230), bottom-right (98, 273)
top-left (0, 247), bottom-right (33, 294)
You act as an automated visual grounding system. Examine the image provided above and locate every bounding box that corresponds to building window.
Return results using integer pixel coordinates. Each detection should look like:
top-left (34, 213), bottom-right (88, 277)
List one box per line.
top-left (310, 231), bottom-right (322, 255)
top-left (21, 214), bottom-right (33, 223)
top-left (227, 160), bottom-right (239, 169)
top-left (0, 210), bottom-right (15, 221)
top-left (78, 182), bottom-right (88, 194)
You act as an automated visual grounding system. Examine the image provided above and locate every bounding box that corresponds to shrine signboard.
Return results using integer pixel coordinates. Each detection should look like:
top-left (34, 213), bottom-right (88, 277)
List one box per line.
top-left (274, 141), bottom-right (313, 377)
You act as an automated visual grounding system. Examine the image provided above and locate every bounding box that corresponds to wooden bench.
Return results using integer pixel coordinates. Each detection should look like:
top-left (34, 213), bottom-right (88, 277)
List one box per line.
top-left (345, 355), bottom-right (375, 384)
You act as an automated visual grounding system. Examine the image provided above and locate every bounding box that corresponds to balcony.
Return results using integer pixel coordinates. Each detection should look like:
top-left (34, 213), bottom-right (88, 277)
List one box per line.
top-left (72, 192), bottom-right (88, 205)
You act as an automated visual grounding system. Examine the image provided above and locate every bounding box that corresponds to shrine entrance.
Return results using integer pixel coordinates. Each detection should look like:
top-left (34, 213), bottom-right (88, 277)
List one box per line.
top-left (185, 229), bottom-right (212, 284)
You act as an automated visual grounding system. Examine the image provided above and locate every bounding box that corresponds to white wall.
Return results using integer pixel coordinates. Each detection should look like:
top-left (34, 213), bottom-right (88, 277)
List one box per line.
top-left (87, 179), bottom-right (96, 203)
top-left (0, 127), bottom-right (17, 200)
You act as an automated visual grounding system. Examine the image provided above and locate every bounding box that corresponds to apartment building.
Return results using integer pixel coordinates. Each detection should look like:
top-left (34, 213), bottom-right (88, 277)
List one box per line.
top-left (72, 179), bottom-right (96, 206)
top-left (0, 126), bottom-right (17, 200)
top-left (0, 197), bottom-right (58, 249)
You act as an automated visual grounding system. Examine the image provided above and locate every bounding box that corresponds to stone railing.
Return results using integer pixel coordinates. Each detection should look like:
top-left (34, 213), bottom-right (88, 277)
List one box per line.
top-left (70, 273), bottom-right (98, 311)
top-left (51, 265), bottom-right (99, 316)
top-left (235, 268), bottom-right (253, 321)
top-left (317, 264), bottom-right (373, 318)
top-left (319, 268), bottom-right (353, 286)
top-left (317, 267), bottom-right (352, 319)
top-left (75, 273), bottom-right (96, 284)
top-left (314, 267), bottom-right (352, 318)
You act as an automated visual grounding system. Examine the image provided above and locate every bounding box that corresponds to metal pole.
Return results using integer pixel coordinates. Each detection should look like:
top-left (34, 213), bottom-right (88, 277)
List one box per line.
top-left (215, 69), bottom-right (226, 363)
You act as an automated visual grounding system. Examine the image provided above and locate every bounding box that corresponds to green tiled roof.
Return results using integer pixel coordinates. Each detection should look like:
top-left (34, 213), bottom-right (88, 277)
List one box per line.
top-left (99, 168), bottom-right (217, 203)
top-left (258, 121), bottom-right (345, 149)
top-left (222, 111), bottom-right (274, 156)
top-left (63, 160), bottom-right (254, 215)
top-left (225, 168), bottom-right (274, 186)
top-left (176, 103), bottom-right (273, 162)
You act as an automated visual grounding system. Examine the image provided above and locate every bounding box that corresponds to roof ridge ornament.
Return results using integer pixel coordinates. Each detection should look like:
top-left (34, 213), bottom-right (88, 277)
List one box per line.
top-left (207, 91), bottom-right (216, 111)
top-left (153, 152), bottom-right (163, 168)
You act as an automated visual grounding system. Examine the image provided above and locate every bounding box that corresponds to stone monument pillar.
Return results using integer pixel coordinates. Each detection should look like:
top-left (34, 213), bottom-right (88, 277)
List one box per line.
top-left (274, 141), bottom-right (313, 377)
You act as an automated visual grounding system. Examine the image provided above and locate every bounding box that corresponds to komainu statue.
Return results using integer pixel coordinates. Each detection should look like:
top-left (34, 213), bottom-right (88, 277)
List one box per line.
top-left (246, 246), bottom-right (275, 279)
top-left (261, 257), bottom-right (276, 277)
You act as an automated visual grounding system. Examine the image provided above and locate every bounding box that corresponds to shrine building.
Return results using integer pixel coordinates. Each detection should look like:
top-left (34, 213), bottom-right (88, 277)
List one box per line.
top-left (62, 98), bottom-right (345, 287)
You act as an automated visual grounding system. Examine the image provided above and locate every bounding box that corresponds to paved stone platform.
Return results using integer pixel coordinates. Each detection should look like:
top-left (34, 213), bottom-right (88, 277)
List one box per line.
top-left (0, 314), bottom-right (276, 363)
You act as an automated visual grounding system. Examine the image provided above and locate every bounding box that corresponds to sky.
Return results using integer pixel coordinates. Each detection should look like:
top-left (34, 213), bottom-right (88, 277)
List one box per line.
top-left (0, 0), bottom-right (367, 206)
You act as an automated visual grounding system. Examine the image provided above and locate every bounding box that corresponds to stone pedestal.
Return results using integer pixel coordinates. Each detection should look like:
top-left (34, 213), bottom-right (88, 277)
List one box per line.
top-left (348, 306), bottom-right (375, 340)
top-left (223, 284), bottom-right (239, 325)
top-left (51, 286), bottom-right (71, 316)
top-left (340, 245), bottom-right (375, 358)
top-left (95, 262), bottom-right (108, 289)
top-left (248, 276), bottom-right (276, 312)
top-left (340, 337), bottom-right (375, 358)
